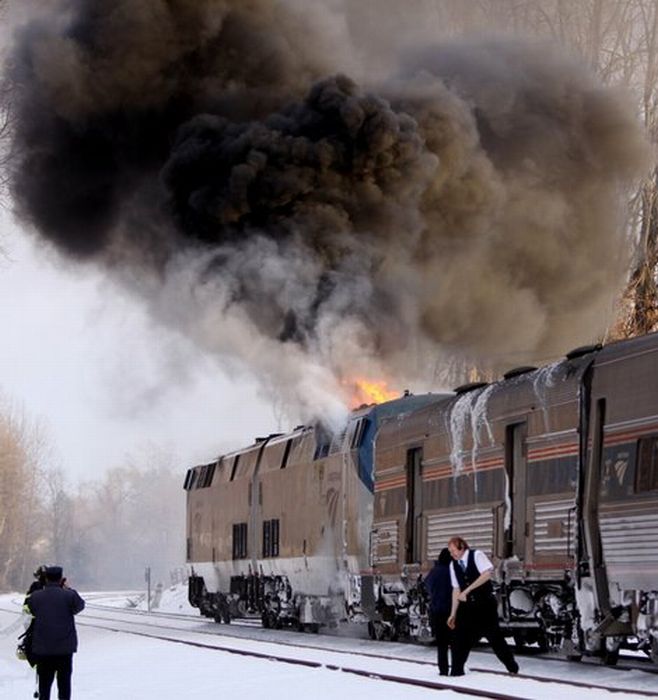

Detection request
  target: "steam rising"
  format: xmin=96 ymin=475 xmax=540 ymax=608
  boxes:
xmin=5 ymin=1 xmax=648 ymax=424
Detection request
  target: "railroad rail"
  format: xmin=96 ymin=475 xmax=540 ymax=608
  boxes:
xmin=5 ymin=597 xmax=656 ymax=698
xmin=77 ymin=617 xmax=649 ymax=700
xmin=84 ymin=600 xmax=658 ymax=676
xmin=81 ymin=602 xmax=658 ymax=698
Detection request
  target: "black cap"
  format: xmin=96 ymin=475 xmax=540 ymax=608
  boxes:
xmin=45 ymin=566 xmax=63 ymax=581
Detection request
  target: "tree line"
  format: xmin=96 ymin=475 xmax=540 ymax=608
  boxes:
xmin=0 ymin=397 xmax=185 ymax=592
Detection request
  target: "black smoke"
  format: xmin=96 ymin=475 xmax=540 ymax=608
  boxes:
xmin=4 ymin=0 xmax=649 ymax=416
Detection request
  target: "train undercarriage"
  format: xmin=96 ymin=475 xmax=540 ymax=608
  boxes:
xmin=188 ymin=573 xmax=337 ymax=632
xmin=189 ymin=569 xmax=658 ymax=666
xmin=359 ymin=572 xmax=658 ymax=665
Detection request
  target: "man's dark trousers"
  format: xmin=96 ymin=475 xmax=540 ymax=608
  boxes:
xmin=451 ymin=597 xmax=517 ymax=674
xmin=36 ymin=654 xmax=72 ymax=700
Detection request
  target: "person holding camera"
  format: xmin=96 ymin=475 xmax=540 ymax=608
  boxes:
xmin=26 ymin=566 xmax=85 ymax=700
xmin=446 ymin=536 xmax=518 ymax=676
xmin=25 ymin=565 xmax=47 ymax=599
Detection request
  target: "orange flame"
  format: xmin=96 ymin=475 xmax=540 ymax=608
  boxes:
xmin=347 ymin=378 xmax=399 ymax=408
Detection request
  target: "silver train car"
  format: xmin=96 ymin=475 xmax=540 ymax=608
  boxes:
xmin=184 ymin=393 xmax=439 ymax=631
xmin=367 ymin=333 xmax=658 ymax=664
xmin=185 ymin=332 xmax=658 ymax=665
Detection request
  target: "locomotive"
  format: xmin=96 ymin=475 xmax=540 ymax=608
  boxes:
xmin=185 ymin=332 xmax=658 ymax=665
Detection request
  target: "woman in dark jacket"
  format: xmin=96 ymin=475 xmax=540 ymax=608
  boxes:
xmin=424 ymin=548 xmax=453 ymax=675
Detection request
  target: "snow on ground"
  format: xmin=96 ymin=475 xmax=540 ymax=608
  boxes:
xmin=1 ymin=591 xmax=655 ymax=699
xmin=0 ymin=592 xmax=459 ymax=700
xmin=91 ymin=583 xmax=197 ymax=615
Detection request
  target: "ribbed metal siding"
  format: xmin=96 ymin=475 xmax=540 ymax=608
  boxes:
xmin=426 ymin=510 xmax=493 ymax=560
xmin=533 ymin=498 xmax=576 ymax=555
xmin=371 ymin=520 xmax=399 ymax=565
xmin=600 ymin=506 xmax=658 ymax=565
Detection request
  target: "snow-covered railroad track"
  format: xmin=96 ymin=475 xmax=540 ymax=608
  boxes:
xmin=6 ymin=595 xmax=657 ymax=697
xmin=86 ymin=600 xmax=658 ymax=681
xmin=73 ymin=605 xmax=656 ymax=699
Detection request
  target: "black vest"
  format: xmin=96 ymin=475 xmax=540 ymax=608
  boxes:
xmin=452 ymin=549 xmax=494 ymax=602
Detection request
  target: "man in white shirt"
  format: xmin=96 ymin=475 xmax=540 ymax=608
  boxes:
xmin=446 ymin=537 xmax=518 ymax=676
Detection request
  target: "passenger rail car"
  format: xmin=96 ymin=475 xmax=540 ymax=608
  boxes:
xmin=185 ymin=332 xmax=658 ymax=665
xmin=367 ymin=333 xmax=658 ymax=665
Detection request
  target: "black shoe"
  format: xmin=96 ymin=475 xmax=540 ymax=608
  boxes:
xmin=507 ymin=662 xmax=519 ymax=674
xmin=450 ymin=671 xmax=465 ymax=676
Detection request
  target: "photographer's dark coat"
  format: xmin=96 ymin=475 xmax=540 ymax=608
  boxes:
xmin=26 ymin=583 xmax=85 ymax=656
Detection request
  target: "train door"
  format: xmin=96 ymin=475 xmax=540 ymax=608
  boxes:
xmin=505 ymin=422 xmax=529 ymax=560
xmin=405 ymin=447 xmax=423 ymax=564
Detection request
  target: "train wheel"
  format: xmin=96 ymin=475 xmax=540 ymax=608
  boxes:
xmin=564 ymin=622 xmax=584 ymax=661
xmin=537 ymin=634 xmax=551 ymax=654
xmin=368 ymin=621 xmax=387 ymax=640
xmin=602 ymin=638 xmax=620 ymax=666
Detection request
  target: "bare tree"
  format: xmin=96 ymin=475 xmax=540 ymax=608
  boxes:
xmin=57 ymin=445 xmax=186 ymax=589
xmin=0 ymin=0 xmax=12 ymax=197
xmin=0 ymin=398 xmax=51 ymax=591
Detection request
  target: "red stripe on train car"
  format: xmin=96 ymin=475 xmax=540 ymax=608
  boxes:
xmin=527 ymin=445 xmax=578 ymax=461
xmin=603 ymin=421 xmax=658 ymax=445
xmin=422 ymin=459 xmax=504 ymax=481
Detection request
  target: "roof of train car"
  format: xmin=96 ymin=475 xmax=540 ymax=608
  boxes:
xmin=188 ymin=333 xmax=658 ymax=474
xmin=374 ymin=347 xmax=599 ymax=445
xmin=212 ymin=425 xmax=312 ymax=463
xmin=191 ymin=392 xmax=451 ymax=468
xmin=353 ymin=392 xmax=453 ymax=490
xmin=592 ymin=328 xmax=658 ymax=364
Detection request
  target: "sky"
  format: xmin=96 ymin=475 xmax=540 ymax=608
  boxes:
xmin=0 ymin=207 xmax=278 ymax=481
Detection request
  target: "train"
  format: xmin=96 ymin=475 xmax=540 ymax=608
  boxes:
xmin=184 ymin=331 xmax=658 ymax=665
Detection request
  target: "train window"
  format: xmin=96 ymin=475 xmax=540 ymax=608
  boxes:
xmin=230 ymin=455 xmax=241 ymax=481
xmin=350 ymin=418 xmax=368 ymax=449
xmin=272 ymin=519 xmax=279 ymax=556
xmin=313 ymin=426 xmax=331 ymax=460
xmin=636 ymin=436 xmax=658 ymax=492
xmin=183 ymin=469 xmax=192 ymax=490
xmin=188 ymin=469 xmax=198 ymax=490
xmin=280 ymin=440 xmax=292 ymax=469
xmin=232 ymin=522 xmax=248 ymax=559
xmin=195 ymin=463 xmax=215 ymax=488
xmin=263 ymin=519 xmax=280 ymax=558
xmin=263 ymin=520 xmax=270 ymax=557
